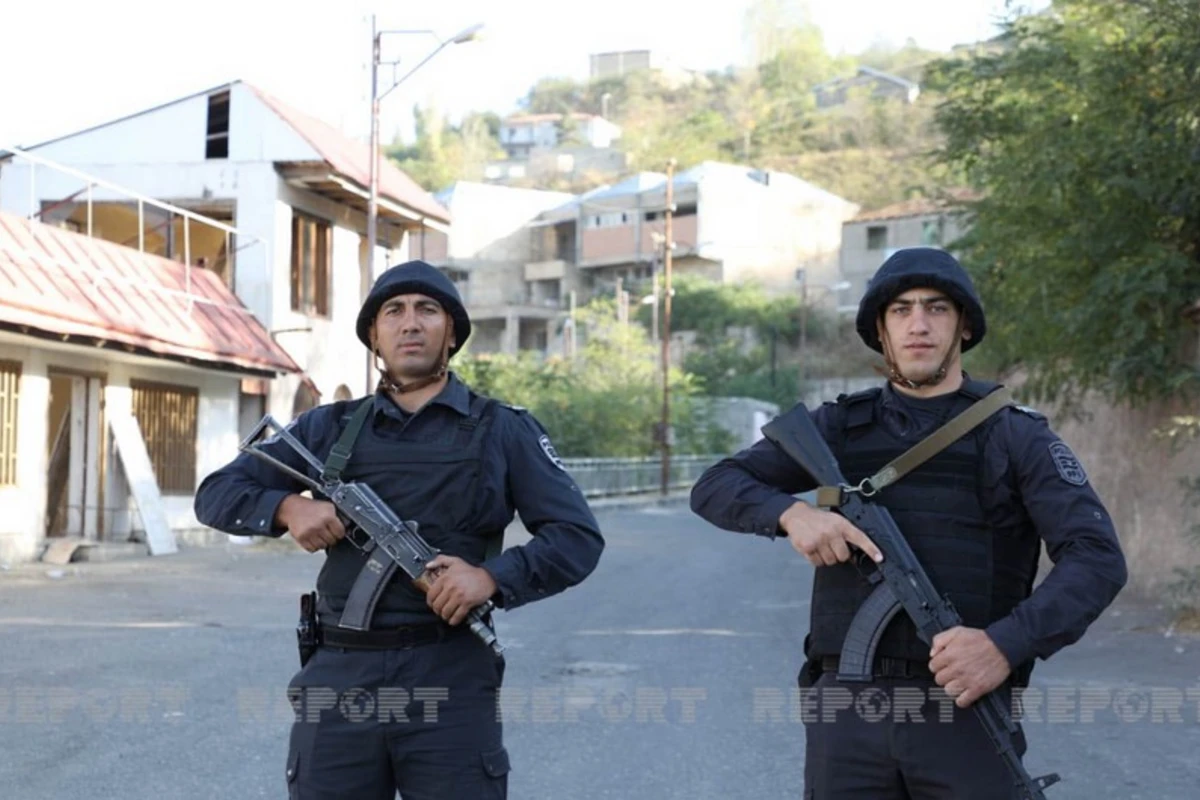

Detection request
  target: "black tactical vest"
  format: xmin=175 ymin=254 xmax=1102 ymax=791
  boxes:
xmin=807 ymin=380 xmax=1041 ymax=663
xmin=314 ymin=394 xmax=501 ymax=627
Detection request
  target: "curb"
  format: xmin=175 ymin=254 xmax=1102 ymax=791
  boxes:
xmin=586 ymin=491 xmax=692 ymax=512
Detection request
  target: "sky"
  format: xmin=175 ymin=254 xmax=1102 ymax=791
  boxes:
xmin=0 ymin=0 xmax=1049 ymax=149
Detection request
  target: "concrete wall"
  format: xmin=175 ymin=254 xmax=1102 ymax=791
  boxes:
xmin=1047 ymin=394 xmax=1200 ymax=601
xmin=695 ymin=171 xmax=857 ymax=292
xmin=702 ymin=396 xmax=781 ymax=452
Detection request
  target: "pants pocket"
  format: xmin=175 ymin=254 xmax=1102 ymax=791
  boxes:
xmin=285 ymin=747 xmax=301 ymax=800
xmin=481 ymin=746 xmax=511 ymax=798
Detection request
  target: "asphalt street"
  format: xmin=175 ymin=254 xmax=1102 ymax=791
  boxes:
xmin=1 ymin=502 xmax=1197 ymax=799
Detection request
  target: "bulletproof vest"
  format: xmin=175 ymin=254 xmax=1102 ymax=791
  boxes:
xmin=314 ymin=394 xmax=500 ymax=627
xmin=808 ymin=380 xmax=1041 ymax=663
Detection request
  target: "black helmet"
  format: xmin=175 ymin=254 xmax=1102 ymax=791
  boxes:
xmin=855 ymin=247 xmax=986 ymax=353
xmin=355 ymin=260 xmax=471 ymax=357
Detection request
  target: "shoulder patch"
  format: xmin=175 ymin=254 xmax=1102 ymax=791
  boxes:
xmin=538 ymin=434 xmax=567 ymax=471
xmin=1048 ymin=441 xmax=1088 ymax=486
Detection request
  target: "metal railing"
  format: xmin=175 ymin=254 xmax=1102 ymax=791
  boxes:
xmin=560 ymin=454 xmax=723 ymax=498
xmin=0 ymin=145 xmax=267 ymax=306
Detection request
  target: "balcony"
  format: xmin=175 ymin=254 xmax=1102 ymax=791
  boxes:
xmin=579 ymin=214 xmax=698 ymax=267
xmin=524 ymin=259 xmax=566 ymax=281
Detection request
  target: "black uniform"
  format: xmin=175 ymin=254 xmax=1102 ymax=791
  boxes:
xmin=690 ymin=248 xmax=1127 ymax=799
xmin=194 ymin=374 xmax=604 ymax=799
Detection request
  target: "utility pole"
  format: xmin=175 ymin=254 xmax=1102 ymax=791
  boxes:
xmin=660 ymin=158 xmax=676 ymax=496
xmin=799 ymin=269 xmax=809 ymax=382
xmin=365 ymin=14 xmax=382 ymax=395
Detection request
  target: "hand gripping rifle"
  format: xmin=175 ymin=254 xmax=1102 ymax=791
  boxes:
xmin=239 ymin=415 xmax=504 ymax=657
xmin=762 ymin=405 xmax=1059 ymax=800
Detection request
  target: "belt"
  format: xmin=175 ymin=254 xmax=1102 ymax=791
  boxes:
xmin=820 ymin=654 xmax=934 ymax=681
xmin=319 ymin=623 xmax=458 ymax=650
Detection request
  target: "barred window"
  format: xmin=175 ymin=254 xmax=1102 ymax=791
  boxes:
xmin=130 ymin=380 xmax=198 ymax=494
xmin=0 ymin=361 xmax=19 ymax=486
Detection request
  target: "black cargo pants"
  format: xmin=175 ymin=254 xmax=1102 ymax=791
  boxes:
xmin=800 ymin=670 xmax=1027 ymax=799
xmin=285 ymin=629 xmax=509 ymax=799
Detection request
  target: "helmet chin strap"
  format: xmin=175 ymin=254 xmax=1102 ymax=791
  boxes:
xmin=375 ymin=323 xmax=453 ymax=395
xmin=877 ymin=316 xmax=964 ymax=390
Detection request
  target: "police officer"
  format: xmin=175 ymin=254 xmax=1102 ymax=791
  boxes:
xmin=689 ymin=248 xmax=1127 ymax=798
xmin=194 ymin=260 xmax=604 ymax=799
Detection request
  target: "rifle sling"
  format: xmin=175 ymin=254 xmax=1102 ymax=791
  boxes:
xmin=318 ymin=398 xmax=399 ymax=631
xmin=815 ymin=387 xmax=1012 ymax=507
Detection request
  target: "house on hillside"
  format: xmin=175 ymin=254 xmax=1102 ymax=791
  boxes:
xmin=815 ymin=66 xmax=921 ymax=109
xmin=839 ymin=191 xmax=977 ymax=311
xmin=498 ymin=113 xmax=622 ymax=160
xmin=421 ymin=182 xmax=576 ymax=355
xmin=0 ymin=80 xmax=449 ymax=424
xmin=526 ymin=161 xmax=860 ymax=304
xmin=0 ymin=211 xmax=301 ymax=565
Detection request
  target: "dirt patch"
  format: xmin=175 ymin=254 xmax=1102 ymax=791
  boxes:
xmin=1173 ymin=607 xmax=1200 ymax=633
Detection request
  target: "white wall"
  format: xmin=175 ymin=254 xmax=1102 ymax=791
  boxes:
xmin=446 ymin=183 xmax=573 ymax=262
xmin=9 ymin=82 xmax=313 ymax=167
xmin=695 ymin=171 xmax=857 ymax=291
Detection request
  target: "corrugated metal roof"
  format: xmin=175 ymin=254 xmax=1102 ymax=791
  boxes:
xmin=249 ymin=84 xmax=450 ymax=225
xmin=0 ymin=211 xmax=302 ymax=376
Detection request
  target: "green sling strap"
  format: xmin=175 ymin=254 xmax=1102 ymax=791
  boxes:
xmin=813 ymin=387 xmax=1013 ymax=508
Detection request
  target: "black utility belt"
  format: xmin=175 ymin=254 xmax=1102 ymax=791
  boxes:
xmin=319 ymin=623 xmax=462 ymax=651
xmin=820 ymin=654 xmax=934 ymax=681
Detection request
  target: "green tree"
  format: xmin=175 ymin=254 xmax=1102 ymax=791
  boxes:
xmin=455 ymin=298 xmax=731 ymax=456
xmin=386 ymin=106 xmax=505 ymax=191
xmin=928 ymin=0 xmax=1200 ymax=405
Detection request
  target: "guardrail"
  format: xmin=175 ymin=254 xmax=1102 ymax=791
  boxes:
xmin=560 ymin=454 xmax=723 ymax=498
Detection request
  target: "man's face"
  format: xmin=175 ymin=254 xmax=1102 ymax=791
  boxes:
xmin=370 ymin=293 xmax=454 ymax=380
xmin=877 ymin=288 xmax=971 ymax=383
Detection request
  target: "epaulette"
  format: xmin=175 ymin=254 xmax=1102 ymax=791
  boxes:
xmin=1011 ymin=404 xmax=1046 ymax=421
xmin=958 ymin=378 xmax=1001 ymax=400
xmin=835 ymin=387 xmax=881 ymax=406
xmin=499 ymin=402 xmax=527 ymax=414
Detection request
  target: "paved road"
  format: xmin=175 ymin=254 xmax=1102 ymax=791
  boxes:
xmin=1 ymin=503 xmax=1197 ymax=799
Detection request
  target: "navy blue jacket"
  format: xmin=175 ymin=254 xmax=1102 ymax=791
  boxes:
xmin=690 ymin=382 xmax=1128 ymax=671
xmin=194 ymin=374 xmax=604 ymax=611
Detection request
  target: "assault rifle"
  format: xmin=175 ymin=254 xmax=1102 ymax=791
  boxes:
xmin=762 ymin=404 xmax=1059 ymax=800
xmin=239 ymin=415 xmax=503 ymax=656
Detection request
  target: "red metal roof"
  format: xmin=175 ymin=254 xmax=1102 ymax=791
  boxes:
xmin=249 ymin=84 xmax=451 ymax=225
xmin=0 ymin=211 xmax=302 ymax=376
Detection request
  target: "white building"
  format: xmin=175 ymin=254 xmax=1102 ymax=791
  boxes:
xmin=0 ymin=210 xmax=300 ymax=565
xmin=421 ymin=181 xmax=577 ymax=354
xmin=529 ymin=161 xmax=861 ymax=301
xmin=0 ymin=80 xmax=451 ymax=425
xmin=498 ymin=113 xmax=622 ymax=160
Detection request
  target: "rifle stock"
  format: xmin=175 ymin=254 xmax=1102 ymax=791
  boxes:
xmin=761 ymin=404 xmax=1060 ymax=800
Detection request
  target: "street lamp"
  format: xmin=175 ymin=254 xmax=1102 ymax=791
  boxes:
xmin=364 ymin=17 xmax=482 ymax=390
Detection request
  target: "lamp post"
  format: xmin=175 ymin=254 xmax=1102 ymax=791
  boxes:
xmin=363 ymin=17 xmax=482 ymax=392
